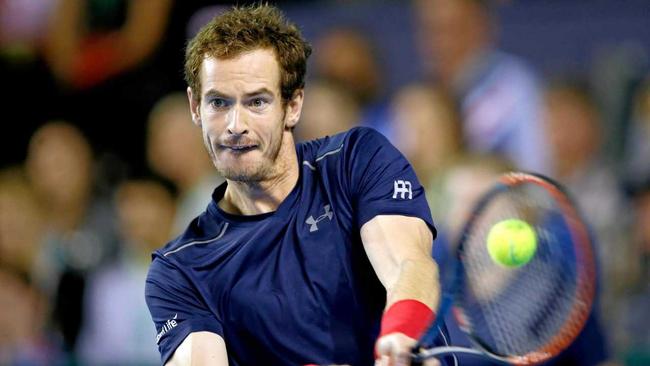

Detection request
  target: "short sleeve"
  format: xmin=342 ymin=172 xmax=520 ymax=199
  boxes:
xmin=145 ymin=256 xmax=223 ymax=365
xmin=345 ymin=128 xmax=436 ymax=237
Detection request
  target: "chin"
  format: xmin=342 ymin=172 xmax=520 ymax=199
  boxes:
xmin=223 ymin=172 xmax=260 ymax=182
xmin=217 ymin=164 xmax=266 ymax=183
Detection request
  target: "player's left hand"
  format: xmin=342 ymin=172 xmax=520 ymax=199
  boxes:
xmin=375 ymin=333 xmax=440 ymax=366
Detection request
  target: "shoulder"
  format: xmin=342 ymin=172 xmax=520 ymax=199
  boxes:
xmin=299 ymin=127 xmax=389 ymax=163
xmin=343 ymin=126 xmax=388 ymax=146
xmin=152 ymin=210 xmax=228 ymax=267
xmin=340 ymin=126 xmax=386 ymax=144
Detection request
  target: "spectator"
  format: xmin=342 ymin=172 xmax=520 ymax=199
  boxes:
xmin=0 ymin=269 xmax=60 ymax=365
xmin=295 ymin=80 xmax=361 ymax=141
xmin=433 ymin=154 xmax=510 ymax=366
xmin=25 ymin=121 xmax=120 ymax=357
xmin=414 ymin=0 xmax=550 ymax=173
xmin=543 ymin=80 xmax=633 ymax=358
xmin=77 ymin=179 xmax=175 ymax=365
xmin=0 ymin=0 xmax=60 ymax=167
xmin=622 ymin=75 xmax=650 ymax=188
xmin=438 ymin=154 xmax=512 ymax=243
xmin=0 ymin=167 xmax=58 ymax=364
xmin=41 ymin=0 xmax=180 ymax=176
xmin=314 ymin=27 xmax=381 ymax=109
xmin=312 ymin=27 xmax=392 ymax=136
xmin=388 ymin=83 xmax=464 ymax=228
xmin=390 ymin=84 xmax=462 ymax=180
xmin=147 ymin=92 xmax=223 ymax=235
xmin=0 ymin=167 xmax=44 ymax=276
xmin=44 ymin=0 xmax=172 ymax=89
xmin=617 ymin=181 xmax=649 ymax=366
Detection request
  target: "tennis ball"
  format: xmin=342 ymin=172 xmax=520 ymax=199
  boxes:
xmin=486 ymin=219 xmax=537 ymax=268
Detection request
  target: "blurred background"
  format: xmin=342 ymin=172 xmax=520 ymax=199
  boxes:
xmin=0 ymin=0 xmax=648 ymax=365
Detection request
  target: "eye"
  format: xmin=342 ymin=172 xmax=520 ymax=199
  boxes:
xmin=209 ymin=98 xmax=229 ymax=109
xmin=249 ymin=97 xmax=269 ymax=109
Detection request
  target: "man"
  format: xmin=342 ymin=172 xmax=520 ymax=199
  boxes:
xmin=414 ymin=0 xmax=550 ymax=174
xmin=145 ymin=5 xmax=443 ymax=366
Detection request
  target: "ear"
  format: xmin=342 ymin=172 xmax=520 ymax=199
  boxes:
xmin=187 ymin=87 xmax=202 ymax=127
xmin=285 ymin=89 xmax=304 ymax=129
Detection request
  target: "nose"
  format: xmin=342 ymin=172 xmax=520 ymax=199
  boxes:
xmin=226 ymin=105 xmax=248 ymax=135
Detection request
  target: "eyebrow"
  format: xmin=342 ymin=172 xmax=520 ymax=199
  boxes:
xmin=204 ymin=87 xmax=275 ymax=99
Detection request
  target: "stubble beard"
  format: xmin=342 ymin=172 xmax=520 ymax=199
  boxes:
xmin=205 ymin=116 xmax=286 ymax=183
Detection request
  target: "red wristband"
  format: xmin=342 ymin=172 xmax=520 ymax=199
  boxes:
xmin=379 ymin=299 xmax=435 ymax=340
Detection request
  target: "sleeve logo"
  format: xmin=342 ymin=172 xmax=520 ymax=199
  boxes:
xmin=156 ymin=313 xmax=178 ymax=344
xmin=392 ymin=180 xmax=413 ymax=200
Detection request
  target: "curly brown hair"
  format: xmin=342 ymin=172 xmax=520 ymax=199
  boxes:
xmin=184 ymin=4 xmax=312 ymax=104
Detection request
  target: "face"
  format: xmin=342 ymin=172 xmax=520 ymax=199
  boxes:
xmin=117 ymin=181 xmax=175 ymax=252
xmin=147 ymin=102 xmax=206 ymax=183
xmin=416 ymin=0 xmax=489 ymax=82
xmin=298 ymin=82 xmax=359 ymax=141
xmin=188 ymin=48 xmax=302 ymax=182
xmin=391 ymin=85 xmax=460 ymax=175
xmin=543 ymin=91 xmax=600 ymax=172
xmin=26 ymin=124 xmax=92 ymax=205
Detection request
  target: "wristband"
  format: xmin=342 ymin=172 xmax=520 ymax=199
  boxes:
xmin=379 ymin=299 xmax=435 ymax=340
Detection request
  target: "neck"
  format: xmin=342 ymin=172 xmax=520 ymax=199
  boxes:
xmin=447 ymin=45 xmax=490 ymax=91
xmin=219 ymin=133 xmax=299 ymax=215
xmin=47 ymin=198 xmax=87 ymax=232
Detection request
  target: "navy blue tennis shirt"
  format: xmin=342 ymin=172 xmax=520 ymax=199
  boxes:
xmin=145 ymin=127 xmax=442 ymax=365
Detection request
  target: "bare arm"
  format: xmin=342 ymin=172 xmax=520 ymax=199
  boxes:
xmin=165 ymin=332 xmax=229 ymax=366
xmin=361 ymin=215 xmax=440 ymax=365
xmin=45 ymin=0 xmax=171 ymax=86
xmin=361 ymin=215 xmax=439 ymax=310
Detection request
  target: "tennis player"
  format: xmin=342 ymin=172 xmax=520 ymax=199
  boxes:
xmin=145 ymin=5 xmax=446 ymax=366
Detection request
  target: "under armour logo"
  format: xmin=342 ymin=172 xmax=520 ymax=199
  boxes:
xmin=306 ymin=205 xmax=333 ymax=232
xmin=392 ymin=180 xmax=413 ymax=199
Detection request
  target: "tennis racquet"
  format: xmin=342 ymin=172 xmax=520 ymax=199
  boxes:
xmin=412 ymin=172 xmax=596 ymax=365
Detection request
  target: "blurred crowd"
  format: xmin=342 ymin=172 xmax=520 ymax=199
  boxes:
xmin=1 ymin=0 xmax=648 ymax=365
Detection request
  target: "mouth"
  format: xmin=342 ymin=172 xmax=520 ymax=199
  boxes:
xmin=219 ymin=144 xmax=258 ymax=153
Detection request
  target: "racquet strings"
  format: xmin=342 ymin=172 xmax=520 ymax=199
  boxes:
xmin=457 ymin=181 xmax=586 ymax=360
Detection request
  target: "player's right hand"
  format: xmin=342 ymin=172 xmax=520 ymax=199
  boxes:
xmin=375 ymin=333 xmax=440 ymax=366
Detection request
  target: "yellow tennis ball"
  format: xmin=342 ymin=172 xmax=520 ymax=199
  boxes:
xmin=486 ymin=219 xmax=537 ymax=268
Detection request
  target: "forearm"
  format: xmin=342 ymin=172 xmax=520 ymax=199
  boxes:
xmin=360 ymin=215 xmax=441 ymax=335
xmin=385 ymin=257 xmax=439 ymax=311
